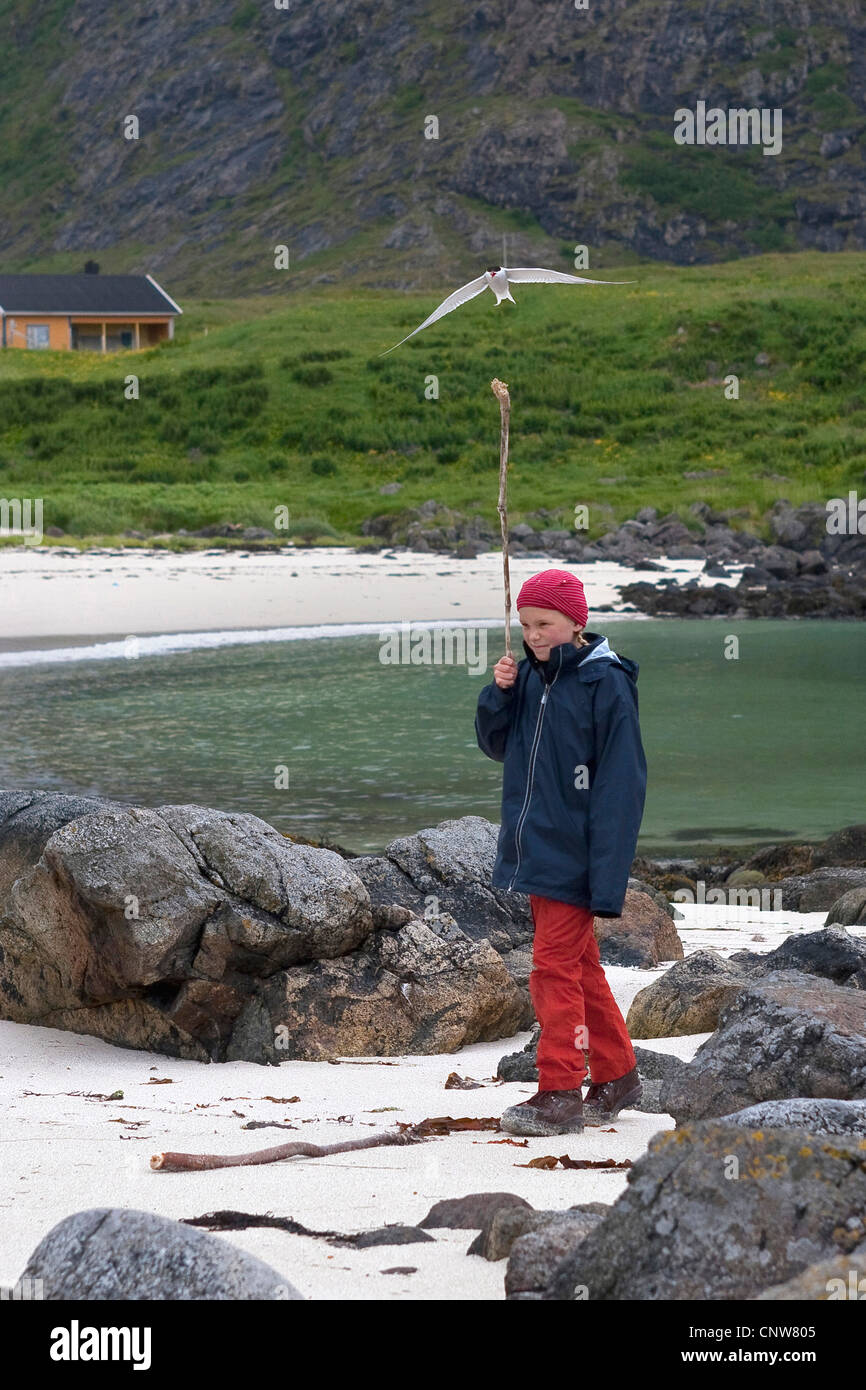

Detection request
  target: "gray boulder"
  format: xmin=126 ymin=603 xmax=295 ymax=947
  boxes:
xmin=505 ymin=1211 xmax=610 ymax=1298
xmin=542 ymin=1120 xmax=866 ymax=1300
xmin=20 ymin=1208 xmax=302 ymax=1300
xmin=769 ymin=501 xmax=828 ymax=553
xmin=497 ymin=1023 xmax=542 ymax=1081
xmin=660 ymin=971 xmax=866 ymax=1124
xmin=0 ymin=804 xmax=374 ymax=1061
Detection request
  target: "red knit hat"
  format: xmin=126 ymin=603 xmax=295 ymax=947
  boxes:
xmin=516 ymin=568 xmax=589 ymax=628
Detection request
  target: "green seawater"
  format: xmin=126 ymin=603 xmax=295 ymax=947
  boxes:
xmin=0 ymin=620 xmax=862 ymax=856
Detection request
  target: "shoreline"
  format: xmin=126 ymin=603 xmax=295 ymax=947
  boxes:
xmin=0 ymin=544 xmax=742 ymax=648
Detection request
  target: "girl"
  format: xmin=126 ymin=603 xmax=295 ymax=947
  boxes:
xmin=475 ymin=568 xmax=647 ymax=1137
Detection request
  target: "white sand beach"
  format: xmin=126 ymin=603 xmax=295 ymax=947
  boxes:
xmin=0 ymin=544 xmax=742 ymax=649
xmin=2 ymin=903 xmax=850 ymax=1302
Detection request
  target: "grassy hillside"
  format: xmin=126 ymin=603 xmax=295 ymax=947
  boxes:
xmin=1 ymin=252 xmax=865 ymax=544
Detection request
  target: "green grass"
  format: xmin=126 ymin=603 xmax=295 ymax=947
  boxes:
xmin=1 ymin=251 xmax=865 ymax=543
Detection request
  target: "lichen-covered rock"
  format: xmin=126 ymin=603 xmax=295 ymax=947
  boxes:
xmin=544 ymin=1121 xmax=866 ymax=1301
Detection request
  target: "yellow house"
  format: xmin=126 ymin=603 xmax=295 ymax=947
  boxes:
xmin=0 ymin=266 xmax=182 ymax=351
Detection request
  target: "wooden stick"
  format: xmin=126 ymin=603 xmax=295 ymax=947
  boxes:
xmin=151 ymin=1125 xmax=427 ymax=1173
xmin=490 ymin=378 xmax=513 ymax=658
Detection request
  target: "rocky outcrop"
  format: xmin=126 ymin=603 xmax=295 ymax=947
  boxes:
xmin=7 ymin=5 xmax=864 ymax=291
xmin=535 ymin=1120 xmax=866 ymax=1301
xmin=360 ymin=500 xmax=866 ymax=615
xmin=0 ymin=794 xmax=529 ymax=1062
xmin=18 ymin=1208 xmax=302 ymax=1300
xmin=660 ymin=971 xmax=866 ymax=1124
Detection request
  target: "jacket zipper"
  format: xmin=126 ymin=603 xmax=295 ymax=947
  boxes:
xmin=507 ymin=658 xmax=560 ymax=891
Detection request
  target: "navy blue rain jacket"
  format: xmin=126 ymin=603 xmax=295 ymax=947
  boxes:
xmin=475 ymin=631 xmax=647 ymax=916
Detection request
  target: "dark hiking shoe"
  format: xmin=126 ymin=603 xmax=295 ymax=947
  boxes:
xmin=500 ymin=1088 xmax=585 ymax=1137
xmin=582 ymin=1067 xmax=642 ymax=1125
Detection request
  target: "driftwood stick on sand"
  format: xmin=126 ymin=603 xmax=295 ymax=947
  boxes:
xmin=151 ymin=1126 xmax=428 ymax=1173
xmin=491 ymin=378 xmax=513 ymax=659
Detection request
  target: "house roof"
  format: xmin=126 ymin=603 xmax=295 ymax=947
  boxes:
xmin=0 ymin=273 xmax=182 ymax=315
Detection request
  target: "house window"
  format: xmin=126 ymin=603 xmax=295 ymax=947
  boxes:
xmin=26 ymin=324 xmax=50 ymax=349
xmin=105 ymin=323 xmax=136 ymax=351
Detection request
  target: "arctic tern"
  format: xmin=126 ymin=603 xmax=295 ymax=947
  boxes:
xmin=380 ymin=265 xmax=634 ymax=355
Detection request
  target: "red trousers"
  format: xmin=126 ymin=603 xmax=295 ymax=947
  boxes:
xmin=528 ymin=894 xmax=637 ymax=1092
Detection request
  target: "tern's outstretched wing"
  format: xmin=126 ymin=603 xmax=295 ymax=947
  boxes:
xmin=505 ymin=267 xmax=636 ymax=285
xmin=379 ymin=274 xmax=490 ymax=355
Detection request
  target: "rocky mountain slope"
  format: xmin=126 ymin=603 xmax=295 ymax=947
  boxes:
xmin=0 ymin=0 xmax=864 ymax=294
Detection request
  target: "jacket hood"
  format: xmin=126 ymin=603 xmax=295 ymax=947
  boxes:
xmin=522 ymin=630 xmax=639 ymax=684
